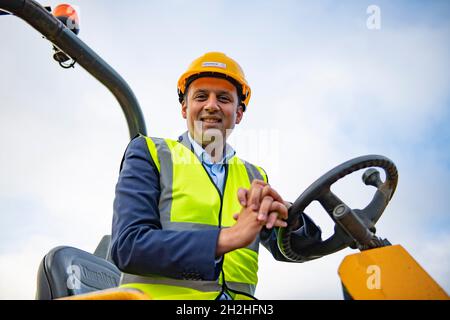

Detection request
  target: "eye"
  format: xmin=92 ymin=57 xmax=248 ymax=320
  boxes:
xmin=218 ymin=95 xmax=231 ymax=103
xmin=194 ymin=94 xmax=207 ymax=101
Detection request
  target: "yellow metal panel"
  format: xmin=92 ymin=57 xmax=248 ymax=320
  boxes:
xmin=338 ymin=244 xmax=449 ymax=300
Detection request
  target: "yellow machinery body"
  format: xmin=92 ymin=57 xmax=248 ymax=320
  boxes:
xmin=338 ymin=244 xmax=449 ymax=300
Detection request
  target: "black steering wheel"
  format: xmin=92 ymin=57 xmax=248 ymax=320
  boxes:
xmin=277 ymin=155 xmax=398 ymax=262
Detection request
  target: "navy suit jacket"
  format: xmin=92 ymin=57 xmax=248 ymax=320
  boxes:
xmin=111 ymin=135 xmax=322 ymax=281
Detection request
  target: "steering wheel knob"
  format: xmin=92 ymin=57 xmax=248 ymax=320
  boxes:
xmin=362 ymin=168 xmax=382 ymax=188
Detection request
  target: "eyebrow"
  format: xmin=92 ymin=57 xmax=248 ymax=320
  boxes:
xmin=192 ymin=89 xmax=234 ymax=96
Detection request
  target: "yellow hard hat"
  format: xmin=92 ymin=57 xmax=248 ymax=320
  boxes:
xmin=177 ymin=52 xmax=251 ymax=110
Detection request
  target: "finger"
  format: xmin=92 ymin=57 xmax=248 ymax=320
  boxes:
xmin=269 ymin=201 xmax=289 ymax=220
xmin=272 ymin=218 xmax=288 ymax=228
xmin=237 ymin=188 xmax=248 ymax=207
xmin=251 ymin=179 xmax=267 ymax=188
xmin=265 ymin=211 xmax=288 ymax=229
xmin=248 ymin=184 xmax=263 ymax=211
xmin=258 ymin=196 xmax=274 ymax=222
xmin=261 ymin=185 xmax=284 ymax=204
xmin=266 ymin=212 xmax=278 ymax=229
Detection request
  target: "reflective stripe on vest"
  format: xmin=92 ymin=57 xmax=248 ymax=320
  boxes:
xmin=121 ymin=132 xmax=267 ymax=298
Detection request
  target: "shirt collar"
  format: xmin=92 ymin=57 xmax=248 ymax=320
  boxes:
xmin=187 ymin=132 xmax=235 ymax=165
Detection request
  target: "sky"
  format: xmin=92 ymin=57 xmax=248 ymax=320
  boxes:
xmin=0 ymin=0 xmax=449 ymax=299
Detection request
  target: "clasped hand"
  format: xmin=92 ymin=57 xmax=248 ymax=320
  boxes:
xmin=236 ymin=179 xmax=289 ymax=229
xmin=216 ymin=180 xmax=289 ymax=256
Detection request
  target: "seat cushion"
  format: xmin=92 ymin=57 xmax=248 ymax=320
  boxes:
xmin=36 ymin=246 xmax=121 ymax=300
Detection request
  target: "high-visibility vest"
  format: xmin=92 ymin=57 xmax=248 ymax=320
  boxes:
xmin=120 ymin=132 xmax=267 ymax=300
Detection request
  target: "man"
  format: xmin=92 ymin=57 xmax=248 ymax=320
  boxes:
xmin=111 ymin=52 xmax=322 ymax=300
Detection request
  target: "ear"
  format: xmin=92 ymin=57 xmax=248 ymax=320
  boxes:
xmin=235 ymin=105 xmax=244 ymax=124
xmin=181 ymin=100 xmax=187 ymax=119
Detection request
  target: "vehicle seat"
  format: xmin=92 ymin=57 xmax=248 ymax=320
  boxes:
xmin=93 ymin=234 xmax=114 ymax=262
xmin=36 ymin=245 xmax=121 ymax=300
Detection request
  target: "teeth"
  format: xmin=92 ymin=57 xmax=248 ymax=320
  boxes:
xmin=203 ymin=119 xmax=219 ymax=123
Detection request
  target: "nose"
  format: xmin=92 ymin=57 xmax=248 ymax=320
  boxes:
xmin=204 ymin=94 xmax=220 ymax=112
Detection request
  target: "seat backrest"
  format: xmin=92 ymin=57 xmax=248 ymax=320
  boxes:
xmin=93 ymin=234 xmax=113 ymax=262
xmin=36 ymin=246 xmax=121 ymax=300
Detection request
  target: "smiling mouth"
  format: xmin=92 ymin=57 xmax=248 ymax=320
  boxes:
xmin=200 ymin=117 xmax=222 ymax=123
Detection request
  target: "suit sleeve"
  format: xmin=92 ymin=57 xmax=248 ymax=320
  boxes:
xmin=110 ymin=136 xmax=221 ymax=280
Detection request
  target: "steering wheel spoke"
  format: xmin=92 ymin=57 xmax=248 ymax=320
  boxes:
xmin=361 ymin=188 xmax=390 ymax=224
xmin=317 ymin=189 xmax=346 ymax=220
